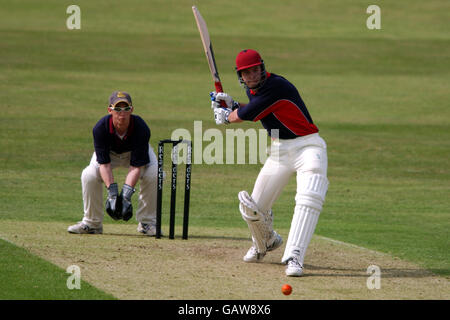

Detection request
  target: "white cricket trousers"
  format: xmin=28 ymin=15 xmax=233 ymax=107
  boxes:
xmin=251 ymin=133 xmax=329 ymax=264
xmin=81 ymin=145 xmax=158 ymax=228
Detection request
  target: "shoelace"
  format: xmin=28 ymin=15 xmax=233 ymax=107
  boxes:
xmin=288 ymin=257 xmax=302 ymax=268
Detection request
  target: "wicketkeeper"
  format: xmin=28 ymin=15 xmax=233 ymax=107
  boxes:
xmin=210 ymin=50 xmax=329 ymax=276
xmin=68 ymin=91 xmax=159 ymax=236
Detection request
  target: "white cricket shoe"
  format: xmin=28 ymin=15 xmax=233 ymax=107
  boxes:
xmin=137 ymin=223 xmax=161 ymax=236
xmin=285 ymin=257 xmax=304 ymax=277
xmin=243 ymin=245 xmax=266 ymax=263
xmin=267 ymin=231 xmax=283 ymax=251
xmin=67 ymin=222 xmax=103 ymax=234
xmin=243 ymin=231 xmax=283 ymax=263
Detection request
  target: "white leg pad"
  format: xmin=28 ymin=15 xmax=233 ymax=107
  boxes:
xmin=296 ymin=173 xmax=329 ymax=211
xmin=282 ymin=174 xmax=329 ymax=264
xmin=281 ymin=205 xmax=320 ymax=264
xmin=238 ymin=191 xmax=273 ymax=255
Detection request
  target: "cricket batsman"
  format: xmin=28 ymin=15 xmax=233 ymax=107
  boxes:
xmin=68 ymin=91 xmax=159 ymax=236
xmin=211 ymin=49 xmax=329 ymax=276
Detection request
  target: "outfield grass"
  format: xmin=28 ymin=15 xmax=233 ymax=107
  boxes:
xmin=0 ymin=0 xmax=449 ymax=298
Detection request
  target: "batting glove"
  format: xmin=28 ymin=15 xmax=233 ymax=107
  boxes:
xmin=210 ymin=92 xmax=240 ymax=110
xmin=105 ymin=183 xmax=122 ymax=220
xmin=214 ymin=107 xmax=231 ymax=125
xmin=120 ymin=184 xmax=135 ymax=221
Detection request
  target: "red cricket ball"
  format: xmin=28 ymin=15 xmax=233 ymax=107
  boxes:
xmin=281 ymin=284 xmax=292 ymax=295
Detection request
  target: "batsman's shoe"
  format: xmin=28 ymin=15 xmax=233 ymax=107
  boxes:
xmin=285 ymin=257 xmax=304 ymax=277
xmin=243 ymin=232 xmax=283 ymax=263
xmin=67 ymin=222 xmax=103 ymax=234
xmin=243 ymin=245 xmax=266 ymax=263
xmin=137 ymin=223 xmax=161 ymax=237
xmin=267 ymin=231 xmax=283 ymax=252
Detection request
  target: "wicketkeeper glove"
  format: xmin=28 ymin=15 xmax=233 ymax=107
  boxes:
xmin=120 ymin=184 xmax=135 ymax=221
xmin=105 ymin=183 xmax=122 ymax=220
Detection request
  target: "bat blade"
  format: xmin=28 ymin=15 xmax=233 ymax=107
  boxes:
xmin=192 ymin=6 xmax=224 ymax=93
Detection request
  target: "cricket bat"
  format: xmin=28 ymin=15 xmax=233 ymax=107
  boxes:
xmin=192 ymin=6 xmax=227 ymax=108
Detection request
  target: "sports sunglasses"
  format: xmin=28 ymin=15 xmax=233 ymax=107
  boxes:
xmin=110 ymin=105 xmax=132 ymax=112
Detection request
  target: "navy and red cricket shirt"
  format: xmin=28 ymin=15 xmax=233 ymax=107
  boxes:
xmin=237 ymin=73 xmax=318 ymax=139
xmin=92 ymin=115 xmax=150 ymax=167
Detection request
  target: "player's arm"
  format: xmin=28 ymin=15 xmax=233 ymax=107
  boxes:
xmin=118 ymin=165 xmax=141 ymax=221
xmin=227 ymin=108 xmax=244 ymax=123
xmin=120 ymin=123 xmax=150 ymax=221
xmin=120 ymin=165 xmax=144 ymax=222
xmin=94 ymin=127 xmax=114 ymax=188
xmin=125 ymin=165 xmax=142 ymax=188
xmin=93 ymin=124 xmax=123 ymax=219
xmin=99 ymin=163 xmax=122 ymax=220
xmin=99 ymin=163 xmax=114 ymax=187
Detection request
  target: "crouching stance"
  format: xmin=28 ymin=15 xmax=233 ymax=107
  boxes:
xmin=68 ymin=91 xmax=159 ymax=236
xmin=211 ymin=49 xmax=329 ymax=276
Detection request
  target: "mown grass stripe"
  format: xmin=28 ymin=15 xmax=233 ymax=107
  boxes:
xmin=0 ymin=238 xmax=116 ymax=300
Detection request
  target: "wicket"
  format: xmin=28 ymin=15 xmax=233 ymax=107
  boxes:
xmin=156 ymin=139 xmax=192 ymax=239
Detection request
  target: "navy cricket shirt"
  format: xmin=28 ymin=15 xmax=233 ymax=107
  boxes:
xmin=92 ymin=115 xmax=150 ymax=167
xmin=237 ymin=73 xmax=318 ymax=139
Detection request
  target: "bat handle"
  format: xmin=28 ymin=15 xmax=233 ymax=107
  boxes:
xmin=214 ymin=81 xmax=223 ymax=93
xmin=214 ymin=82 xmax=228 ymax=109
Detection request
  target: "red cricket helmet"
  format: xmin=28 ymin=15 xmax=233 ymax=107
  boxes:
xmin=235 ymin=49 xmax=267 ymax=90
xmin=235 ymin=49 xmax=263 ymax=71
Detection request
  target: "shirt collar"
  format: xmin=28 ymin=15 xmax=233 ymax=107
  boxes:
xmin=108 ymin=115 xmax=135 ymax=140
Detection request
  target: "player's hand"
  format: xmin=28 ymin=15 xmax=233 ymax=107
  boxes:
xmin=214 ymin=107 xmax=231 ymax=125
xmin=120 ymin=184 xmax=135 ymax=221
xmin=105 ymin=183 xmax=122 ymax=220
xmin=210 ymin=92 xmax=239 ymax=110
xmin=215 ymin=92 xmax=234 ymax=108
xmin=210 ymin=91 xmax=220 ymax=109
xmin=209 ymin=91 xmax=239 ymax=110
